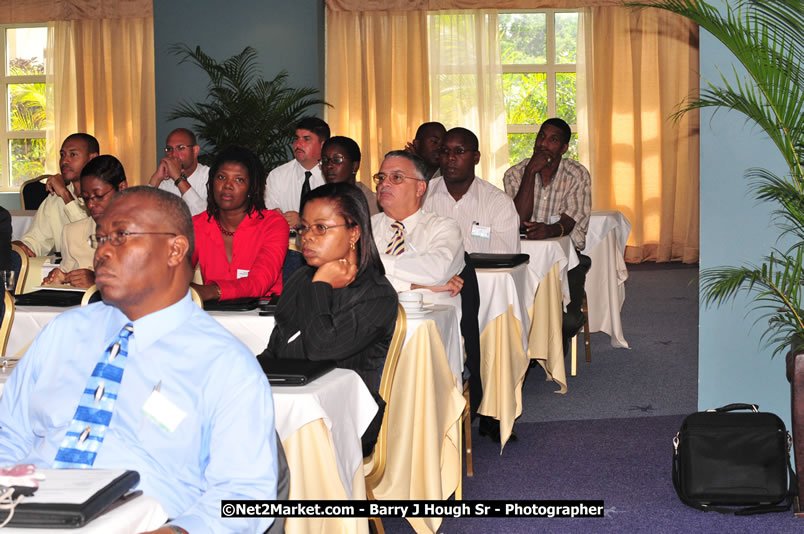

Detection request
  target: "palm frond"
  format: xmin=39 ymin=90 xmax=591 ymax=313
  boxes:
xmin=167 ymin=44 xmax=329 ymax=171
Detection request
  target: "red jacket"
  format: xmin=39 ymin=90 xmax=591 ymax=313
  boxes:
xmin=192 ymin=210 xmax=289 ymax=299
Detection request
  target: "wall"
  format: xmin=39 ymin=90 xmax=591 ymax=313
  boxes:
xmin=152 ymin=0 xmax=325 ymax=167
xmin=697 ymin=13 xmax=791 ymax=426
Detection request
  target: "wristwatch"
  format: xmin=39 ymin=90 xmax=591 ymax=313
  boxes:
xmin=173 ymin=173 xmax=188 ymax=187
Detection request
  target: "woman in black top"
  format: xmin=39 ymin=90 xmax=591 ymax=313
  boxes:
xmin=257 ymin=182 xmax=397 ymax=456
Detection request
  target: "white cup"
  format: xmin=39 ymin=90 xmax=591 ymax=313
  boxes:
xmin=398 ymin=291 xmax=423 ymax=311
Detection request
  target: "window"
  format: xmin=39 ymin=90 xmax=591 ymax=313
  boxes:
xmin=0 ymin=25 xmax=48 ymax=191
xmin=500 ymin=11 xmax=579 ymax=166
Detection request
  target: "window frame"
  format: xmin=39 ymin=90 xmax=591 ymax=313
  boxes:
xmin=500 ymin=10 xmax=579 ymax=153
xmin=0 ymin=23 xmax=48 ymax=192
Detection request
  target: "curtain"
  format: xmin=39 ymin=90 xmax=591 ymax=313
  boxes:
xmin=589 ymin=7 xmax=699 ymax=263
xmin=48 ymin=18 xmax=156 ymax=186
xmin=575 ymin=8 xmax=593 ymax=177
xmin=428 ymin=11 xmax=509 ymax=188
xmin=325 ymin=10 xmax=430 ymax=187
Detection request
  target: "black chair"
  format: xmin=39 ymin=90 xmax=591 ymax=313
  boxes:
xmin=282 ymin=249 xmax=305 ymax=287
xmin=20 ymin=176 xmax=48 ymax=211
xmin=563 ymin=253 xmax=592 ymax=370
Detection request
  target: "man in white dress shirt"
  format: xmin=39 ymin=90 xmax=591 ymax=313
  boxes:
xmin=149 ymin=128 xmax=210 ymax=216
xmin=423 ymin=127 xmax=520 ymax=254
xmin=264 ymin=117 xmax=329 ymax=228
xmin=371 ymin=150 xmax=485 ymax=425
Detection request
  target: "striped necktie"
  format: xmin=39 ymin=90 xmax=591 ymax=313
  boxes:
xmin=52 ymin=323 xmax=134 ymax=468
xmin=385 ymin=221 xmax=406 ymax=256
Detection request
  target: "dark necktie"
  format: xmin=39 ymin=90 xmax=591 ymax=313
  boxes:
xmin=52 ymin=323 xmax=134 ymax=468
xmin=300 ymin=171 xmax=312 ymax=210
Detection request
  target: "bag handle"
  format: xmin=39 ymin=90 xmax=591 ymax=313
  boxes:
xmin=706 ymin=403 xmax=758 ymax=413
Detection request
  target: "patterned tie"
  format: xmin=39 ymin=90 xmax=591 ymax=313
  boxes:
xmin=299 ymin=170 xmax=312 ymax=210
xmin=385 ymin=221 xmax=406 ymax=256
xmin=52 ymin=323 xmax=134 ymax=469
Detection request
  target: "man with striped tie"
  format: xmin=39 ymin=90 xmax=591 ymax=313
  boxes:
xmin=0 ymin=187 xmax=277 ymax=534
xmin=370 ymin=151 xmax=487 ymax=427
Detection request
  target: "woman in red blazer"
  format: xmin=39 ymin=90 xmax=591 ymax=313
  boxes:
xmin=191 ymin=146 xmax=289 ymax=301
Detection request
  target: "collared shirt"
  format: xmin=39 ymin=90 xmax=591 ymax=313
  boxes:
xmin=192 ymin=209 xmax=289 ymax=298
xmin=423 ymin=176 xmax=521 ymax=254
xmin=264 ymin=159 xmax=324 ymax=213
xmin=503 ymin=158 xmax=591 ymax=250
xmin=20 ymin=182 xmax=88 ymax=256
xmin=157 ymin=163 xmax=210 ymax=216
xmin=371 ymin=209 xmax=465 ymax=292
xmin=58 ymin=217 xmax=96 ymax=273
xmin=0 ymin=293 xmax=277 ymax=534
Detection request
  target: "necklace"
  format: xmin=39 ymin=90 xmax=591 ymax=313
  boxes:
xmin=216 ymin=219 xmax=236 ymax=237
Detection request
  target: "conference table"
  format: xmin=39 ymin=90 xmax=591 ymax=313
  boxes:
xmin=475 ymin=237 xmax=576 ymax=448
xmin=6 ymin=301 xmax=464 ymax=534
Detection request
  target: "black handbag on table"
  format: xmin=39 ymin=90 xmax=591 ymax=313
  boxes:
xmin=672 ymin=403 xmax=797 ymax=515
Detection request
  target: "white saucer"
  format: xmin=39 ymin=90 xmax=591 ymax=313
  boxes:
xmin=404 ymin=308 xmax=433 ymax=318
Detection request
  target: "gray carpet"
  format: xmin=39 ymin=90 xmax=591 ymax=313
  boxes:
xmin=520 ymin=263 xmax=699 ymax=422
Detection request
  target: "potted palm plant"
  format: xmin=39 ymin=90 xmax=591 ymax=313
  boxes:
xmin=167 ymin=44 xmax=328 ymax=171
xmin=634 ymin=0 xmax=803 ymax=509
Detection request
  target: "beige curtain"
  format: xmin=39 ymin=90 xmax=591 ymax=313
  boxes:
xmin=590 ymin=7 xmax=699 ymax=263
xmin=48 ymin=18 xmax=156 ymax=186
xmin=428 ymin=11 xmax=509 ymax=188
xmin=325 ymin=10 xmax=430 ymax=186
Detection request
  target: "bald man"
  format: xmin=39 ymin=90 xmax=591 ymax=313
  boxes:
xmin=0 ymin=187 xmax=278 ymax=534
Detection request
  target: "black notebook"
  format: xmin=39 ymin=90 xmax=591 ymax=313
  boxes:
xmin=468 ymin=253 xmax=530 ymax=269
xmin=14 ymin=289 xmax=85 ymax=307
xmin=0 ymin=469 xmax=140 ymax=528
xmin=262 ymin=359 xmax=336 ymax=386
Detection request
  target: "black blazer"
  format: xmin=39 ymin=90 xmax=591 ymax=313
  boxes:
xmin=257 ymin=263 xmax=398 ymax=394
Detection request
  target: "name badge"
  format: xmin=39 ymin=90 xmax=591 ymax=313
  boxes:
xmin=142 ymin=389 xmax=187 ymax=433
xmin=471 ymin=224 xmax=491 ymax=239
xmin=237 ymin=269 xmax=249 ymax=279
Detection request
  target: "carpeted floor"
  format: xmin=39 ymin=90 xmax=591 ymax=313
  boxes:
xmin=520 ymin=262 xmax=699 ymax=422
xmin=382 ymin=263 xmax=803 ymax=533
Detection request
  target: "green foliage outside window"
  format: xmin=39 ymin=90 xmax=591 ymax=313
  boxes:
xmin=7 ymin=57 xmax=47 ymax=187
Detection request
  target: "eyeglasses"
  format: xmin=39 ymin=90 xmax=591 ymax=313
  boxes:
xmin=439 ymin=146 xmax=473 ymax=157
xmin=89 ymin=231 xmax=178 ymax=249
xmin=164 ymin=144 xmax=194 ymax=154
xmin=81 ymin=188 xmax=115 ymax=204
xmin=319 ymin=156 xmax=345 ymax=167
xmin=372 ymin=173 xmax=421 ymax=185
xmin=294 ymin=223 xmax=354 ymax=237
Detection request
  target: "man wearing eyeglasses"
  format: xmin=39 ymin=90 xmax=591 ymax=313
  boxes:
xmin=371 ymin=151 xmax=490 ymax=424
xmin=149 ymin=128 xmax=209 ymax=216
xmin=423 ymin=127 xmax=521 ymax=254
xmin=13 ymin=133 xmax=98 ymax=257
xmin=0 ymin=186 xmax=279 ymax=533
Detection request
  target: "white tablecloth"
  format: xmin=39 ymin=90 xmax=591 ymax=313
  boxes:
xmin=10 ymin=210 xmax=35 ymax=242
xmin=272 ymin=368 xmax=377 ymax=499
xmin=476 ymin=263 xmax=532 ymax=353
xmin=519 ymin=236 xmax=577 ymax=308
xmin=583 ymin=211 xmax=630 ymax=348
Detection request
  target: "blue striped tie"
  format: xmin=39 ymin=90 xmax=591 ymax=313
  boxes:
xmin=386 ymin=221 xmax=406 ymax=256
xmin=52 ymin=323 xmax=134 ymax=468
